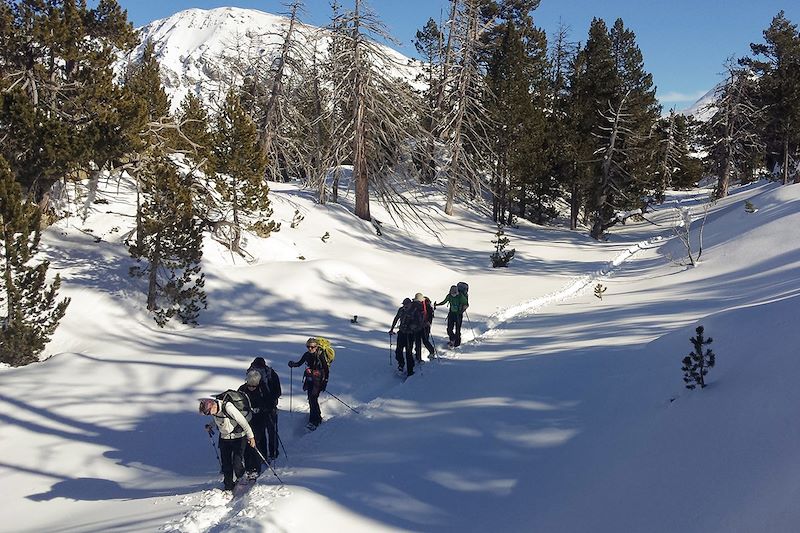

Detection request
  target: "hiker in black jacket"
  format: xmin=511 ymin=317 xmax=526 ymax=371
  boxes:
xmin=248 ymin=357 xmax=282 ymax=460
xmin=238 ymin=371 xmax=270 ymax=475
xmin=389 ymin=298 xmax=417 ymax=376
xmin=288 ymin=338 xmax=329 ymax=430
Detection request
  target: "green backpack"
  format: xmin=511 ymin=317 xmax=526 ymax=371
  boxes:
xmin=315 ymin=337 xmax=336 ymax=366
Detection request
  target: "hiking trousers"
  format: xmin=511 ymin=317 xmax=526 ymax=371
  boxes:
xmin=414 ymin=328 xmax=435 ymax=360
xmin=219 ymin=436 xmax=247 ymax=489
xmin=447 ymin=311 xmax=464 ymax=346
xmin=395 ymin=331 xmax=415 ymax=373
xmin=307 ymin=390 xmax=322 ymax=426
xmin=265 ymin=407 xmax=279 ymax=458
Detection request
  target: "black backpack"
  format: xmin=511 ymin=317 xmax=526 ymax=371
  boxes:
xmin=402 ymin=301 xmax=425 ymax=333
xmin=457 ymin=282 xmax=469 ymax=299
xmin=215 ymin=389 xmax=252 ymax=418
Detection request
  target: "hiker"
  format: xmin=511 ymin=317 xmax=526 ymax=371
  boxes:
xmin=389 ymin=297 xmax=416 ymax=376
xmin=288 ymin=338 xmax=330 ymax=430
xmin=412 ymin=292 xmax=435 ymax=361
xmin=238 ymin=370 xmax=269 ymax=475
xmin=248 ymin=357 xmax=282 ymax=460
xmin=435 ymin=285 xmax=469 ymax=347
xmin=198 ymin=394 xmax=256 ymax=491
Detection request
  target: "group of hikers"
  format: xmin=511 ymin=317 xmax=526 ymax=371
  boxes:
xmin=389 ymin=282 xmax=469 ymax=377
xmin=198 ymin=339 xmax=332 ymax=491
xmin=197 ymin=283 xmax=469 ymax=491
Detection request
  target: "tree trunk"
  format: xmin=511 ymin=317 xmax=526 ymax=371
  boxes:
xmin=147 ymin=232 xmax=161 ymax=311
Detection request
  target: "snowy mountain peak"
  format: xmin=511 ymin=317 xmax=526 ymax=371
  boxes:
xmin=128 ymin=7 xmax=419 ymax=112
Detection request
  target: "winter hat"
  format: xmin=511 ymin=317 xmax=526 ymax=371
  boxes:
xmin=402 ymin=297 xmax=412 ymax=305
xmin=246 ymin=369 xmax=262 ymax=386
xmin=251 ymin=357 xmax=267 ymax=369
xmin=414 ymin=292 xmax=424 ymax=302
xmin=198 ymin=398 xmax=216 ymax=415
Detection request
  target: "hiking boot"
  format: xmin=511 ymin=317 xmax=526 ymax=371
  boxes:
xmin=407 ymin=370 xmax=414 ymax=377
xmin=397 ymin=364 xmax=404 ymax=372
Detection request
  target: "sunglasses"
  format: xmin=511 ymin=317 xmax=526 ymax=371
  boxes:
xmin=307 ymin=344 xmax=318 ymax=349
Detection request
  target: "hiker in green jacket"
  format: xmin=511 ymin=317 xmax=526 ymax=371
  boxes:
xmin=435 ymin=285 xmax=468 ymax=347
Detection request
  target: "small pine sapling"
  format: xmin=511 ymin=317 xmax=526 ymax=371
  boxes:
xmin=490 ymin=226 xmax=516 ymax=267
xmin=321 ymin=231 xmax=330 ymax=243
xmin=744 ymin=200 xmax=757 ymax=213
xmin=290 ymin=209 xmax=304 ymax=228
xmin=681 ymin=325 xmax=716 ymax=389
xmin=594 ymin=283 xmax=607 ymax=299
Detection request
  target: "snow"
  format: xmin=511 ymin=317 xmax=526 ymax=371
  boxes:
xmin=2 ymin=174 xmax=800 ymax=532
xmin=129 ymin=7 xmax=423 ymax=113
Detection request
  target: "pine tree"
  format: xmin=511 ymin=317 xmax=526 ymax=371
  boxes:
xmin=129 ymin=156 xmax=206 ymax=327
xmin=212 ymin=89 xmax=277 ymax=251
xmin=490 ymin=225 xmax=515 ymax=267
xmin=546 ymin=22 xmax=580 ymax=228
xmin=175 ymin=92 xmax=215 ymax=222
xmin=569 ymin=18 xmax=617 ymax=232
xmin=0 ymin=156 xmax=70 ymax=365
xmin=681 ymin=325 xmax=716 ymax=389
xmin=0 ymin=0 xmax=137 ymax=200
xmin=741 ymin=11 xmax=800 ymax=185
xmin=414 ymin=17 xmax=443 ymax=183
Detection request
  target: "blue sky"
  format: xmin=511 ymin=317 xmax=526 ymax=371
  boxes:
xmin=120 ymin=0 xmax=799 ymax=110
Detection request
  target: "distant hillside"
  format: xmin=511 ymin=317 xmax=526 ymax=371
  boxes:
xmin=124 ymin=6 xmax=422 ymax=112
xmin=679 ymin=84 xmax=718 ymax=121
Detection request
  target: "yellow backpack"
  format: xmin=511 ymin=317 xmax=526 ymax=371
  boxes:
xmin=315 ymin=337 xmax=336 ymax=367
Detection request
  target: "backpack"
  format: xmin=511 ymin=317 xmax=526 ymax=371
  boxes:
xmin=457 ymin=282 xmax=469 ymax=298
xmin=214 ymin=389 xmax=252 ymax=419
xmin=315 ymin=337 xmax=336 ymax=367
xmin=423 ymin=297 xmax=434 ymax=323
xmin=248 ymin=357 xmax=282 ymax=402
xmin=402 ymin=301 xmax=425 ymax=333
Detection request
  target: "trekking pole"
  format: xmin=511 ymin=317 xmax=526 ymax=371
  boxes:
xmin=254 ymin=446 xmax=283 ymax=485
xmin=430 ymin=333 xmax=438 ymax=360
xmin=277 ymin=430 xmax=288 ymax=460
xmin=324 ymin=390 xmax=361 ymax=414
xmin=465 ymin=310 xmax=476 ymax=341
xmin=289 ymin=367 xmax=293 ymax=416
xmin=204 ymin=424 xmax=222 ymax=471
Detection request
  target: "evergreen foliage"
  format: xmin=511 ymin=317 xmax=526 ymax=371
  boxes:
xmin=0 ymin=156 xmax=70 ymax=365
xmin=212 ymin=89 xmax=278 ymax=250
xmin=681 ymin=325 xmax=716 ymax=390
xmin=0 ymin=0 xmax=138 ymax=200
xmin=490 ymin=225 xmax=515 ymax=267
xmin=129 ymin=156 xmax=207 ymax=327
xmin=741 ymin=11 xmax=800 ymax=185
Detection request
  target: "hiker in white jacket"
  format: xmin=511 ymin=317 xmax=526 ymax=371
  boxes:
xmin=199 ymin=396 xmax=256 ymax=490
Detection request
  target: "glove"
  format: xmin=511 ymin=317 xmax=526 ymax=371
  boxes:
xmin=433 ymin=303 xmax=437 ymax=309
xmin=389 ymin=329 xmax=395 ymax=335
xmin=288 ymin=361 xmax=297 ymax=368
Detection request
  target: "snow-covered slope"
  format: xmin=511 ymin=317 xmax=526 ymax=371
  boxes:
xmin=1 ymin=176 xmax=799 ymax=532
xmin=128 ymin=7 xmax=421 ymax=112
xmin=680 ymin=84 xmax=718 ymax=121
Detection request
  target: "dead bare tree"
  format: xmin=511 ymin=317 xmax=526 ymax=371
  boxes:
xmin=439 ymin=0 xmax=495 ymax=216
xmin=320 ymin=0 xmax=431 ymax=226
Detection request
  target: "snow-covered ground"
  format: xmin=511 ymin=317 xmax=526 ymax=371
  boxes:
xmin=1 ymin=176 xmax=799 ymax=533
